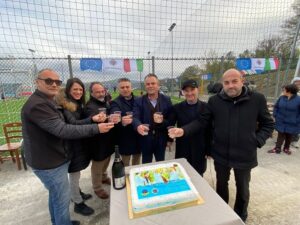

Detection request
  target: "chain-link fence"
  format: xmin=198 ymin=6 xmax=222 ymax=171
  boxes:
xmin=0 ymin=56 xmax=298 ymax=143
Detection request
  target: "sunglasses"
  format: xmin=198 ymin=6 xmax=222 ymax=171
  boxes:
xmin=38 ymin=78 xmax=62 ymax=86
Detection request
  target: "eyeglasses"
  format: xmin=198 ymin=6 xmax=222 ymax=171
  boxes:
xmin=38 ymin=78 xmax=62 ymax=86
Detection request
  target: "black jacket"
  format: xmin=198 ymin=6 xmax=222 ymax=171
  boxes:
xmin=183 ymin=87 xmax=274 ymax=169
xmin=84 ymin=96 xmax=114 ymax=161
xmin=21 ymin=90 xmax=99 ymax=170
xmin=170 ymin=100 xmax=211 ymax=175
xmin=55 ymin=90 xmax=92 ymax=173
xmin=110 ymin=94 xmax=141 ymax=155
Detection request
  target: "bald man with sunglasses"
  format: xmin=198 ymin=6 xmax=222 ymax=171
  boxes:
xmin=21 ymin=69 xmax=114 ymax=225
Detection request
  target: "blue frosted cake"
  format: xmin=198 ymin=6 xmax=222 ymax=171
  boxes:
xmin=129 ymin=162 xmax=200 ymax=213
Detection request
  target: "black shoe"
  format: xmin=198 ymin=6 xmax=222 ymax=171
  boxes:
xmin=71 ymin=221 xmax=80 ymax=225
xmin=80 ymin=190 xmax=92 ymax=201
xmin=74 ymin=202 xmax=95 ymax=216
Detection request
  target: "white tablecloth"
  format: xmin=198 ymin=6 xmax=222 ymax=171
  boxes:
xmin=109 ymin=158 xmax=245 ymax=225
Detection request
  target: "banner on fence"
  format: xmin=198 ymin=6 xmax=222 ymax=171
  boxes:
xmin=236 ymin=58 xmax=279 ymax=74
xmin=80 ymin=58 xmax=144 ymax=72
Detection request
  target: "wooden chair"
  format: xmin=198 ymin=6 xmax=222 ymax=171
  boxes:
xmin=0 ymin=122 xmax=23 ymax=170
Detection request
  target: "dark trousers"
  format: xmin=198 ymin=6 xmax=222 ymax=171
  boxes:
xmin=214 ymin=161 xmax=251 ymax=221
xmin=141 ymin=135 xmax=166 ymax=163
xmin=275 ymin=132 xmax=293 ymax=150
xmin=291 ymin=134 xmax=299 ymax=142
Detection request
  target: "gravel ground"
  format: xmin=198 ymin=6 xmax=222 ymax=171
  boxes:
xmin=0 ymin=137 xmax=300 ymax=225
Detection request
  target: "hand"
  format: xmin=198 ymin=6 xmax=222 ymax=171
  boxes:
xmin=97 ymin=112 xmax=107 ymax=123
xmin=153 ymin=112 xmax=163 ymax=123
xmin=137 ymin=124 xmax=149 ymax=136
xmin=168 ymin=128 xmax=184 ymax=138
xmin=92 ymin=113 xmax=105 ymax=123
xmin=98 ymin=122 xmax=114 ymax=133
xmin=121 ymin=115 xmax=133 ymax=126
xmin=108 ymin=114 xmax=120 ymax=124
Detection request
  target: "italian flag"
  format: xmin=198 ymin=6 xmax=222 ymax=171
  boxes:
xmin=124 ymin=59 xmax=143 ymax=72
xmin=264 ymin=58 xmax=280 ymax=71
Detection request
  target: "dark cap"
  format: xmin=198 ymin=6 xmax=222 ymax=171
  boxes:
xmin=181 ymin=79 xmax=198 ymax=90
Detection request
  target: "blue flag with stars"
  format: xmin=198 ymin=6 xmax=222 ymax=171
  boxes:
xmin=80 ymin=58 xmax=102 ymax=71
xmin=236 ymin=58 xmax=251 ymax=70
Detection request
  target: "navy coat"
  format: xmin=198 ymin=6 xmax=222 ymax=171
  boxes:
xmin=110 ymin=94 xmax=141 ymax=155
xmin=132 ymin=93 xmax=172 ymax=157
xmin=273 ymin=95 xmax=300 ymax=134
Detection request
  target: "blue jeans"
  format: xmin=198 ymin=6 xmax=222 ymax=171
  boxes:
xmin=33 ymin=162 xmax=72 ymax=225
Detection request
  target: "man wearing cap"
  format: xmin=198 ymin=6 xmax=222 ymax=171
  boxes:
xmin=169 ymin=69 xmax=274 ymax=222
xmin=169 ymin=79 xmax=211 ymax=176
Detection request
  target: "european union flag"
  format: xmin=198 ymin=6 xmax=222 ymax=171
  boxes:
xmin=236 ymin=58 xmax=251 ymax=70
xmin=80 ymin=58 xmax=102 ymax=71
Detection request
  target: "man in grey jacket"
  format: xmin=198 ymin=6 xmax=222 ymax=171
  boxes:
xmin=21 ymin=69 xmax=114 ymax=225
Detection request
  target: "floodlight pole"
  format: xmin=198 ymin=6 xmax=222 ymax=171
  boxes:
xmin=168 ymin=23 xmax=176 ymax=96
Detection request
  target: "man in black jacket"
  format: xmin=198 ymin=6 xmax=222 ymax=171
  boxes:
xmin=169 ymin=79 xmax=210 ymax=176
xmin=110 ymin=78 xmax=141 ymax=166
xmin=21 ymin=69 xmax=114 ymax=225
xmin=84 ymin=82 xmax=115 ymax=199
xmin=169 ymin=69 xmax=274 ymax=222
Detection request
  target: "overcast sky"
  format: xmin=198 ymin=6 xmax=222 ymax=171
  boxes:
xmin=0 ymin=0 xmax=295 ymax=59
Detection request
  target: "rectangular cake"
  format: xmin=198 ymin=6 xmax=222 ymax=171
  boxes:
xmin=129 ymin=162 xmax=200 ymax=214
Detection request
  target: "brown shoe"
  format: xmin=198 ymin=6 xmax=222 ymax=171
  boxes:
xmin=94 ymin=189 xmax=109 ymax=199
xmin=102 ymin=177 xmax=111 ymax=185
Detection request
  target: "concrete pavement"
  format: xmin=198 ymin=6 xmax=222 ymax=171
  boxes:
xmin=0 ymin=137 xmax=300 ymax=225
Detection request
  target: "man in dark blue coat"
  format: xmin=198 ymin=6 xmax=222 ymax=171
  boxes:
xmin=132 ymin=74 xmax=172 ymax=163
xmin=110 ymin=78 xmax=141 ymax=166
xmin=169 ymin=69 xmax=274 ymax=222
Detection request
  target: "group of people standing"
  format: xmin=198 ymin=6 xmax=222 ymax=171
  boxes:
xmin=23 ymin=67 xmax=292 ymax=225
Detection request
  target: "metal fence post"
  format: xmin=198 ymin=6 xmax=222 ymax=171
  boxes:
xmin=68 ymin=55 xmax=73 ymax=79
xmin=219 ymin=56 xmax=224 ymax=81
xmin=151 ymin=56 xmax=155 ymax=75
xmin=293 ymin=55 xmax=300 ymax=78
xmin=283 ymin=17 xmax=300 ymax=85
xmin=274 ymin=56 xmax=283 ymax=100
